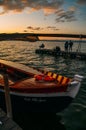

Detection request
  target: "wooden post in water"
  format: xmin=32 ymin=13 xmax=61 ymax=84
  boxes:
xmin=3 ymin=73 xmax=13 ymax=119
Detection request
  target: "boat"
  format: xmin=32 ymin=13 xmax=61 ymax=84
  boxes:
xmin=0 ymin=59 xmax=83 ymax=115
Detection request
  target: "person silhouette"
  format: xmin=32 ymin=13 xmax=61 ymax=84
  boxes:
xmin=64 ymin=41 xmax=68 ymax=52
xmin=69 ymin=40 xmax=73 ymax=51
xmin=39 ymin=43 xmax=45 ymax=49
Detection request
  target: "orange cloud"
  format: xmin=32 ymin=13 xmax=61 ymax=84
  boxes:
xmin=0 ymin=0 xmax=64 ymax=15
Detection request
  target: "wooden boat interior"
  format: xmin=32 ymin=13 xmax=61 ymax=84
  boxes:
xmin=0 ymin=60 xmax=72 ymax=93
xmin=0 ymin=59 xmax=41 ymax=83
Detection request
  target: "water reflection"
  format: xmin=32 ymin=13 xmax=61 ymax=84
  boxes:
xmin=14 ymin=113 xmax=66 ymax=130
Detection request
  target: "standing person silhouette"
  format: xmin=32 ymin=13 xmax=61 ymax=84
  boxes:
xmin=64 ymin=41 xmax=68 ymax=52
xmin=69 ymin=40 xmax=73 ymax=51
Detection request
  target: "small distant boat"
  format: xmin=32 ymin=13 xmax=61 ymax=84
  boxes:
xmin=0 ymin=59 xmax=83 ymax=114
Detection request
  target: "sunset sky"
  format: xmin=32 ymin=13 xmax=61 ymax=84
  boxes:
xmin=0 ymin=0 xmax=86 ymax=35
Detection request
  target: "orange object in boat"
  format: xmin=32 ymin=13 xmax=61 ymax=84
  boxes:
xmin=35 ymin=74 xmax=55 ymax=82
xmin=44 ymin=75 xmax=55 ymax=82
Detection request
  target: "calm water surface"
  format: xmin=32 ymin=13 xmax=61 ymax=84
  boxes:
xmin=0 ymin=40 xmax=86 ymax=130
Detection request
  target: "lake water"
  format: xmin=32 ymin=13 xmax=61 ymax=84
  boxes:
xmin=0 ymin=40 xmax=86 ymax=130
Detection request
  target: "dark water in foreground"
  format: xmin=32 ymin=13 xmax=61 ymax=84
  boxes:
xmin=0 ymin=40 xmax=86 ymax=130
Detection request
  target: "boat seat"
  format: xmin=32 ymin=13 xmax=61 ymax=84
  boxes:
xmin=46 ymin=72 xmax=71 ymax=86
xmin=47 ymin=72 xmax=52 ymax=77
xmin=52 ymin=73 xmax=57 ymax=79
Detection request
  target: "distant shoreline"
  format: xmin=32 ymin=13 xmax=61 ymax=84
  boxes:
xmin=0 ymin=33 xmax=86 ymax=42
xmin=0 ymin=39 xmax=86 ymax=43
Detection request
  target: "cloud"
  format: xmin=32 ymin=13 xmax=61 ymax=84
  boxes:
xmin=55 ymin=7 xmax=77 ymax=22
xmin=77 ymin=0 xmax=86 ymax=5
xmin=47 ymin=26 xmax=59 ymax=30
xmin=26 ymin=25 xmax=59 ymax=32
xmin=24 ymin=30 xmax=27 ymax=32
xmin=27 ymin=26 xmax=43 ymax=31
xmin=0 ymin=0 xmax=26 ymax=13
xmin=69 ymin=6 xmax=77 ymax=12
xmin=47 ymin=26 xmax=56 ymax=29
xmin=0 ymin=0 xmax=79 ymax=23
xmin=0 ymin=0 xmax=64 ymax=15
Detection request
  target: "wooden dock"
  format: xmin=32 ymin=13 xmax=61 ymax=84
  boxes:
xmin=0 ymin=108 xmax=22 ymax=130
xmin=35 ymin=49 xmax=86 ymax=60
